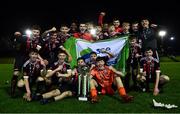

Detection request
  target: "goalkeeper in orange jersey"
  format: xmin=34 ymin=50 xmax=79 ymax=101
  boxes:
xmin=89 ymin=57 xmax=134 ymax=103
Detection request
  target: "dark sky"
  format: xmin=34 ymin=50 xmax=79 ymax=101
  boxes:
xmin=0 ymin=0 xmax=179 ymax=53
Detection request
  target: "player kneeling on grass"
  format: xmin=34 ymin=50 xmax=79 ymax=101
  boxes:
xmin=90 ymin=57 xmax=134 ymax=103
xmin=17 ymin=49 xmax=46 ymax=101
xmin=137 ymin=47 xmax=170 ymax=96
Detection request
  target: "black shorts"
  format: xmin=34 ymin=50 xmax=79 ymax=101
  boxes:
xmin=58 ymin=78 xmax=78 ymax=96
xmin=130 ymin=62 xmax=138 ymax=69
xmin=51 ymin=76 xmax=60 ymax=86
xmin=14 ymin=53 xmax=27 ymax=70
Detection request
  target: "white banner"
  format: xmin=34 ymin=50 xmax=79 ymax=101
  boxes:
xmin=76 ymin=37 xmax=127 ymax=65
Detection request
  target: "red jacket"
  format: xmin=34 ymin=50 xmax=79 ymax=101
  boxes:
xmin=73 ymin=32 xmax=93 ymax=41
xmin=98 ymin=15 xmax=104 ymax=27
xmin=115 ymin=27 xmax=123 ymax=33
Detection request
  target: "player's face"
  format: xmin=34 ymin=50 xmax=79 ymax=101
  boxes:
xmin=78 ymin=59 xmax=85 ymax=66
xmin=108 ymin=26 xmax=115 ymax=32
xmin=132 ymin=23 xmax=139 ymax=31
xmin=141 ymin=20 xmax=149 ymax=28
xmin=145 ymin=50 xmax=153 ymax=57
xmin=71 ymin=23 xmax=77 ymax=30
xmin=90 ymin=54 xmax=97 ymax=61
xmin=96 ymin=26 xmax=102 ymax=34
xmin=96 ymin=60 xmax=105 ymax=68
xmin=79 ymin=24 xmax=87 ymax=33
xmin=130 ymin=39 xmax=137 ymax=46
xmin=87 ymin=23 xmax=93 ymax=31
xmin=58 ymin=53 xmax=66 ymax=62
xmin=60 ymin=26 xmax=69 ymax=34
xmin=29 ymin=52 xmax=38 ymax=62
xmin=103 ymin=24 xmax=109 ymax=31
xmin=32 ymin=29 xmax=40 ymax=38
xmin=122 ymin=24 xmax=130 ymax=31
xmin=113 ymin=20 xmax=120 ymax=27
xmin=51 ymin=33 xmax=57 ymax=42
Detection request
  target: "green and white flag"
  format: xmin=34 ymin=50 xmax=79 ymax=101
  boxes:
xmin=64 ymin=36 xmax=129 ymax=73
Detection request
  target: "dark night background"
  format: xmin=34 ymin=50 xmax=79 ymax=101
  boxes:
xmin=0 ymin=0 xmax=179 ymax=56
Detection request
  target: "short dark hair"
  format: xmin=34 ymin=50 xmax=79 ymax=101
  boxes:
xmin=113 ymin=18 xmax=120 ymax=22
xmin=29 ymin=48 xmax=39 ymax=54
xmin=90 ymin=51 xmax=97 ymax=56
xmin=77 ymin=57 xmax=85 ymax=62
xmin=132 ymin=21 xmax=139 ymax=25
xmin=31 ymin=25 xmax=41 ymax=31
xmin=145 ymin=47 xmax=153 ymax=52
xmin=49 ymin=31 xmax=58 ymax=36
xmin=58 ymin=50 xmax=67 ymax=55
xmin=96 ymin=57 xmax=105 ymax=62
xmin=61 ymin=24 xmax=69 ymax=28
xmin=141 ymin=17 xmax=150 ymax=21
xmin=129 ymin=35 xmax=137 ymax=40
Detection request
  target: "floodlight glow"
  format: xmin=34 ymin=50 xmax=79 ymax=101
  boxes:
xmin=158 ymin=30 xmax=166 ymax=37
xmin=90 ymin=29 xmax=96 ymax=35
xmin=170 ymin=37 xmax=174 ymax=40
xmin=25 ymin=29 xmax=32 ymax=35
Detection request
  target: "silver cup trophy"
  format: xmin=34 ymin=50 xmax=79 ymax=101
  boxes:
xmin=78 ymin=65 xmax=90 ymax=101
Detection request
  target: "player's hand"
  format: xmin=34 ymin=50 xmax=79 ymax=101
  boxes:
xmin=56 ymin=65 xmax=63 ymax=71
xmin=135 ymin=43 xmax=141 ymax=48
xmin=56 ymin=72 xmax=60 ymax=77
xmin=14 ymin=32 xmax=22 ymax=36
xmin=23 ymin=92 xmax=32 ymax=101
xmin=72 ymin=69 xmax=77 ymax=76
xmin=141 ymin=72 xmax=146 ymax=77
xmin=43 ymin=59 xmax=49 ymax=66
xmin=51 ymin=27 xmax=56 ymax=31
xmin=40 ymin=60 xmax=46 ymax=67
xmin=104 ymin=32 xmax=109 ymax=36
xmin=153 ymin=88 xmax=159 ymax=96
xmin=150 ymin=24 xmax=157 ymax=28
xmin=141 ymin=76 xmax=146 ymax=81
xmin=135 ymin=54 xmax=140 ymax=58
xmin=90 ymin=64 xmax=96 ymax=70
xmin=100 ymin=12 xmax=106 ymax=16
xmin=36 ymin=45 xmax=42 ymax=51
xmin=59 ymin=45 xmax=66 ymax=51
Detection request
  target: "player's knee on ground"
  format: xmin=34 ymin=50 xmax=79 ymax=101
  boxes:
xmin=17 ymin=79 xmax=25 ymax=88
xmin=37 ymin=77 xmax=45 ymax=82
xmin=160 ymin=75 xmax=170 ymax=84
xmin=137 ymin=74 xmax=146 ymax=82
xmin=13 ymin=71 xmax=20 ymax=76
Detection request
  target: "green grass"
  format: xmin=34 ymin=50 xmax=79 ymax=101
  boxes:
xmin=0 ymin=59 xmax=180 ymax=113
xmin=175 ymin=56 xmax=180 ymax=61
xmin=160 ymin=57 xmax=174 ymax=62
xmin=0 ymin=57 xmax=14 ymax=64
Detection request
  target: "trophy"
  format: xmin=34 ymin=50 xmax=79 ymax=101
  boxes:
xmin=78 ymin=65 xmax=90 ymax=101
